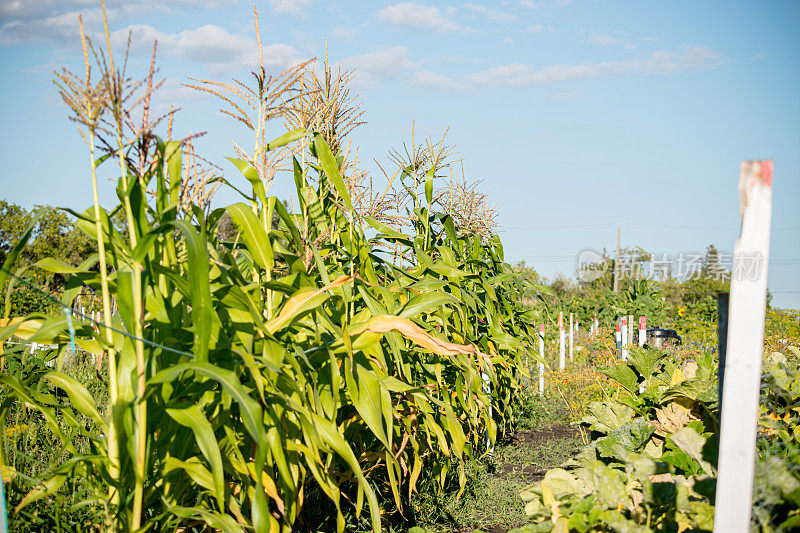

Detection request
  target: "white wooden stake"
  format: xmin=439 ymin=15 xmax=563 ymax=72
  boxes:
xmin=621 ymin=316 xmax=628 ymax=360
xmin=627 ymin=314 xmax=633 ymax=349
xmin=639 ymin=316 xmax=646 ymax=347
xmin=482 ymin=371 xmax=494 ymax=456
xmin=569 ymin=312 xmax=574 ymax=362
xmin=558 ymin=312 xmax=565 ymax=371
xmin=615 ymin=322 xmax=621 ymax=356
xmin=538 ymin=324 xmax=545 ymax=395
xmin=714 ymin=160 xmax=773 ymax=533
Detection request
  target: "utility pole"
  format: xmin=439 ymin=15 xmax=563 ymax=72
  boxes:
xmin=613 ymin=225 xmax=621 ymax=292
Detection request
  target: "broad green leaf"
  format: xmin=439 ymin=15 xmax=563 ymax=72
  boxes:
xmin=227 ymin=203 xmax=274 ymax=271
xmin=150 ymin=363 xmax=265 ymax=442
xmin=43 ymin=372 xmax=106 ymax=429
xmin=313 ymin=134 xmax=352 ymax=210
xmin=166 ymin=405 xmax=225 ymax=510
xmin=228 ymin=158 xmax=267 ymax=204
xmin=364 ymin=217 xmax=409 ymax=241
xmin=172 ymin=220 xmax=214 ymax=362
xmin=582 ymin=401 xmax=635 ymax=434
xmin=265 ymin=128 xmax=308 ymax=151
xmin=34 ymin=258 xmax=88 ymax=274
xmin=0 ymin=214 xmax=38 ymax=301
xmin=306 ymin=412 xmax=381 ymax=533
xmin=541 ymin=468 xmax=586 ymax=500
xmin=346 ymin=363 xmax=391 ymax=449
xmin=399 ymin=291 xmax=461 ymax=319
xmin=266 ymin=275 xmax=352 ymax=334
xmin=14 ymin=472 xmax=68 ymax=513
xmin=599 ymin=364 xmax=639 ymax=395
xmin=668 ymin=427 xmax=714 ymax=475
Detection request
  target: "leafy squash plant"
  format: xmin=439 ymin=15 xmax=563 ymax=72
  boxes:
xmin=512 ymin=348 xmax=719 ymax=532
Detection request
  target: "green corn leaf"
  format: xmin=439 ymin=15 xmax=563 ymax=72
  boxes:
xmin=14 ymin=472 xmax=68 ymax=514
xmin=43 ymin=372 xmax=106 ymax=430
xmin=313 ymin=134 xmax=352 ymax=210
xmin=168 ymin=506 xmax=243 ymax=533
xmin=227 ymin=203 xmax=274 ymax=271
xmin=0 ymin=214 xmax=38 ymax=300
xmin=364 ymin=217 xmax=410 ymax=241
xmin=399 ymin=291 xmax=461 ymax=319
xmin=273 ymin=198 xmax=304 ymax=252
xmin=165 ymin=140 xmax=182 ymax=206
xmin=149 ymin=363 xmax=265 ymax=442
xmin=228 ymin=158 xmax=267 ymax=205
xmin=166 ymin=405 xmax=226 ymax=510
xmin=172 ymin=220 xmax=214 ymax=363
xmin=424 ymin=167 xmax=434 ymax=205
xmin=306 ymin=411 xmax=381 ymax=533
xmin=265 ymin=128 xmax=308 ymax=151
xmin=345 ymin=362 xmax=391 ymax=449
xmin=266 ymin=275 xmax=352 ymax=334
xmin=34 ymin=258 xmax=89 ymax=274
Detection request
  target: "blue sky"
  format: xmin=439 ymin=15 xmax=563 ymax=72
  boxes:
xmin=1 ymin=0 xmax=799 ymax=307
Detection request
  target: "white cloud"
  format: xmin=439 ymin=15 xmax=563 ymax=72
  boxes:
xmin=266 ymin=0 xmax=318 ymax=18
xmin=461 ymin=3 xmax=516 ymax=23
xmin=467 ymin=45 xmax=725 ymax=88
xmin=343 ymin=46 xmax=416 ymax=85
xmin=111 ymin=24 xmax=304 ymax=76
xmin=0 ymin=10 xmax=83 ymax=45
xmin=519 ymin=0 xmax=572 ymax=8
xmin=376 ymin=2 xmax=469 ymax=32
xmin=586 ymin=33 xmax=635 ymax=49
xmin=410 ymin=70 xmax=468 ymax=92
xmin=0 ymin=0 xmax=233 ymax=23
xmin=0 ymin=1 xmax=237 ymax=45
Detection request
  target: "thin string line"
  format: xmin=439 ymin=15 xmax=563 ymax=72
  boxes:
xmin=0 ymin=266 xmax=331 ymax=360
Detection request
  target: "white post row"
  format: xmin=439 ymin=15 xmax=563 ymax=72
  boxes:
xmin=615 ymin=322 xmax=621 ymax=355
xmin=558 ymin=312 xmax=565 ymax=371
xmin=621 ymin=316 xmax=629 ymax=361
xmin=639 ymin=316 xmax=646 ymax=347
xmin=714 ymin=160 xmax=773 ymax=533
xmin=569 ymin=312 xmax=574 ymax=362
xmin=538 ymin=324 xmax=545 ymax=395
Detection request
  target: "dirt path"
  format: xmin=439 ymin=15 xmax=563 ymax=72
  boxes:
xmin=432 ymin=424 xmax=583 ymax=533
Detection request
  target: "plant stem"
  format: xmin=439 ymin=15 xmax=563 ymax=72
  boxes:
xmin=89 ymin=135 xmax=121 ymax=508
xmin=113 ymin=136 xmax=147 ymax=529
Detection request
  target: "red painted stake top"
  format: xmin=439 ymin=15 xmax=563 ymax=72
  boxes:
xmin=760 ymin=159 xmax=773 ymax=186
xmin=615 ymin=324 xmax=620 ymax=332
xmin=539 ymin=324 xmax=544 ymax=334
xmin=639 ymin=316 xmax=646 ymax=328
xmin=622 ymin=317 xmax=627 ymax=326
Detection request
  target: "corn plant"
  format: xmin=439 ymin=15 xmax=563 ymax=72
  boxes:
xmin=0 ymin=6 xmax=547 ymax=532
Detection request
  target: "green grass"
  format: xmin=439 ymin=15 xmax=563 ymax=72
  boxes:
xmin=412 ymin=385 xmax=583 ymax=533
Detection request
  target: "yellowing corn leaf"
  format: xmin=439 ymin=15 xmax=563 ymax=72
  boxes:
xmin=349 ymin=315 xmax=491 ymax=368
xmin=266 ymin=275 xmax=353 ymax=334
xmin=0 ymin=317 xmax=43 ymax=338
xmin=246 ymin=463 xmax=285 ymax=515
